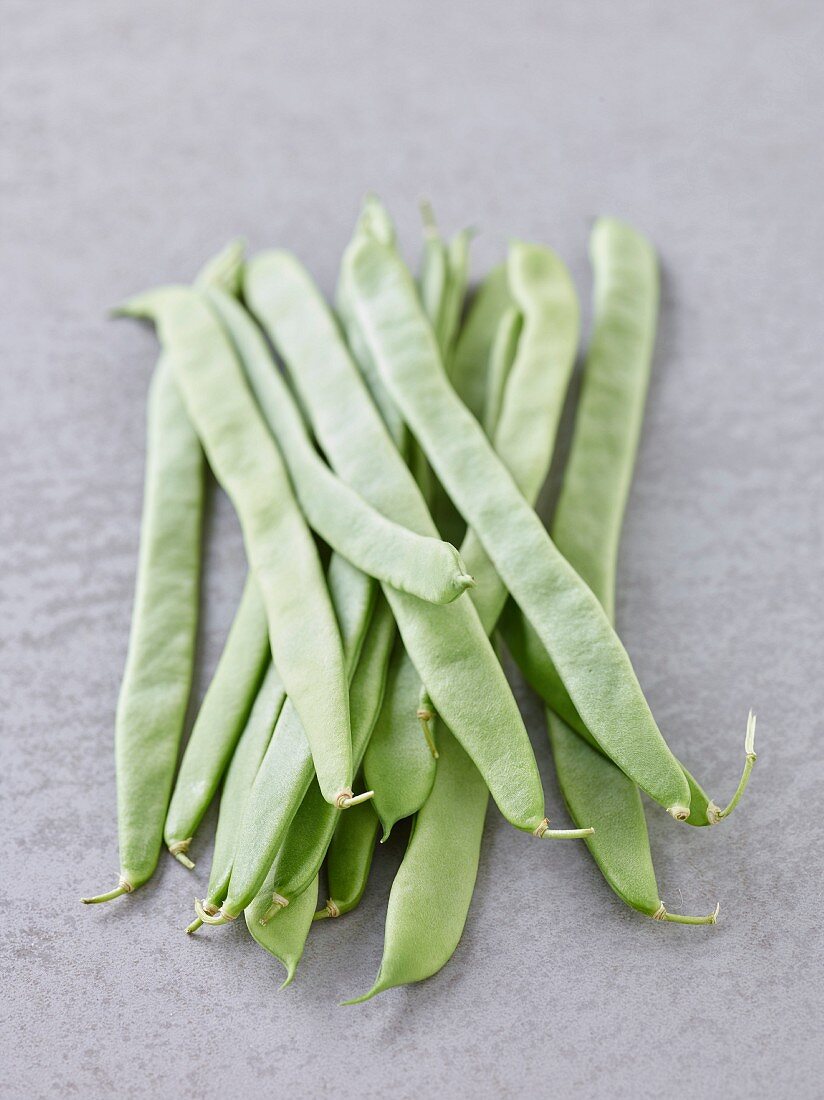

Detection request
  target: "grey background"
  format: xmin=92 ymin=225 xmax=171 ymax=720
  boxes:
xmin=2 ymin=2 xmax=821 ymax=1096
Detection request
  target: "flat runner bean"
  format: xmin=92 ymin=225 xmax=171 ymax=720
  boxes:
xmin=314 ymin=800 xmax=380 ymax=923
xmin=350 ymin=240 xmax=584 ymax=993
xmin=118 ymin=287 xmax=353 ymax=807
xmin=82 ymin=356 xmax=203 ymax=903
xmin=345 ymin=727 xmax=488 ymax=1003
xmin=344 ymin=234 xmax=693 ymax=820
xmin=244 ymin=251 xmax=569 ymax=838
xmin=246 ymin=874 xmax=319 ymax=989
xmin=164 ymin=572 xmax=270 ymax=865
xmin=185 ymin=663 xmax=285 ymax=933
xmin=206 ymin=284 xmax=475 ymax=606
xmin=501 ymin=218 xmax=755 ymax=828
xmin=193 ymin=558 xmax=383 ymax=927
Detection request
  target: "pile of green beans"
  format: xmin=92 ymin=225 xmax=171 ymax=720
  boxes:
xmin=83 ymin=198 xmax=756 ymax=999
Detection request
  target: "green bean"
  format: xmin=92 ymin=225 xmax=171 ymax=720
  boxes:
xmin=363 ymin=635 xmax=437 ymax=839
xmin=547 ymin=717 xmax=718 ymax=923
xmin=194 ymin=237 xmax=246 ymax=296
xmin=418 ymin=201 xmax=449 ymax=342
xmin=164 ymin=572 xmax=270 ymax=866
xmin=415 ymin=205 xmax=475 ymax=546
xmin=205 ymin=285 xmax=475 ymax=606
xmin=245 ymin=251 xmax=571 ymax=839
xmin=506 ymin=217 xmax=718 ymax=917
xmin=449 ymin=264 xmax=513 ymax=423
xmin=417 ymin=201 xmax=473 ymax=361
xmin=162 ymin=244 xmax=273 ymax=869
xmin=458 ymin=242 xmax=574 ymax=633
xmin=118 ymin=287 xmax=353 ymax=806
xmin=185 ymin=663 xmax=285 ymax=933
xmin=344 ymin=234 xmax=693 ymax=820
xmin=500 ymin=218 xmax=755 ymax=827
xmin=439 ymin=227 xmax=474 ymax=361
xmin=349 ymin=241 xmax=584 ymax=991
xmin=82 ymin=355 xmax=204 ymax=904
xmin=336 ymin=199 xmax=405 ymax=445
xmin=246 ymin=874 xmax=319 ymax=989
xmin=314 ymin=798 xmax=380 ymax=922
xmin=193 ymin=557 xmax=380 ymax=927
xmin=255 ymin=597 xmax=395 ymax=921
xmin=360 ymin=210 xmax=473 ymax=838
xmin=481 ymin=307 xmax=521 ymax=438
xmin=345 ymin=726 xmax=488 ymax=1003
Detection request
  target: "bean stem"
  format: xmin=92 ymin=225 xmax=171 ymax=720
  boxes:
xmin=658 ymin=902 xmax=720 ymax=926
xmin=81 ymin=881 xmax=132 ymax=905
xmin=708 ymin=712 xmax=757 ymax=823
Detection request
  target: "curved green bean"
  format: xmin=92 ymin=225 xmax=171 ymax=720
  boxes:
xmin=82 ymin=356 xmax=203 ymax=903
xmin=352 ymin=242 xmax=588 ymax=993
xmin=501 ymin=218 xmax=755 ymax=827
xmin=244 ymin=251 xmax=560 ymax=838
xmin=246 ymin=874 xmax=319 ymax=989
xmin=185 ymin=663 xmax=285 ymax=933
xmin=517 ymin=219 xmax=738 ymax=919
xmin=205 ymin=285 xmax=475 ymax=606
xmin=162 ymin=243 xmax=272 ymax=868
xmin=360 ymin=212 xmax=473 ymax=839
xmin=164 ymin=572 xmax=270 ymax=865
xmin=314 ymin=798 xmax=380 ymax=922
xmin=344 ymin=234 xmax=693 ymax=820
xmin=345 ymin=726 xmax=488 ymax=1003
xmin=118 ymin=287 xmax=353 ymax=806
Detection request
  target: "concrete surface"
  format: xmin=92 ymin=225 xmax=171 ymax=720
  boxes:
xmin=2 ymin=2 xmax=822 ymax=1097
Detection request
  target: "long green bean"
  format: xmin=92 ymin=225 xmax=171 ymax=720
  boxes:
xmin=245 ymin=250 xmax=574 ymax=838
xmin=185 ymin=663 xmax=285 ymax=933
xmin=501 ymin=218 xmax=755 ymax=828
xmin=82 ymin=356 xmax=203 ymax=903
xmin=193 ymin=558 xmax=382 ymax=926
xmin=344 ymin=234 xmax=693 ymax=820
xmin=164 ymin=572 xmax=270 ymax=865
xmin=206 ymin=284 xmax=475 ymax=606
xmin=345 ymin=726 xmax=488 ymax=1003
xmin=350 ymin=240 xmax=581 ymax=992
xmin=256 ymin=597 xmax=395 ymax=921
xmin=118 ymin=287 xmax=353 ymax=807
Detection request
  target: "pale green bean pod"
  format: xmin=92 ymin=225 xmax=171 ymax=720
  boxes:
xmin=118 ymin=287 xmax=353 ymax=807
xmin=343 ymin=233 xmax=693 ymax=820
xmin=246 ymin=874 xmax=319 ymax=989
xmin=314 ymin=799 xmax=380 ymax=923
xmin=194 ymin=557 xmax=382 ymax=926
xmin=82 ymin=355 xmax=204 ymax=904
xmin=164 ymin=572 xmax=270 ymax=866
xmin=350 ymin=240 xmax=583 ymax=995
xmin=345 ymin=727 xmax=488 ymax=1003
xmin=244 ymin=250 xmax=564 ymax=838
xmin=206 ymin=284 xmax=475 ymax=606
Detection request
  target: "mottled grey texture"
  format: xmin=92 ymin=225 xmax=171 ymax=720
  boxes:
xmin=1 ymin=2 xmax=821 ymax=1096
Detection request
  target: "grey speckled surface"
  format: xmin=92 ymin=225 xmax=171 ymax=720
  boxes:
xmin=2 ymin=2 xmax=822 ymax=1096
